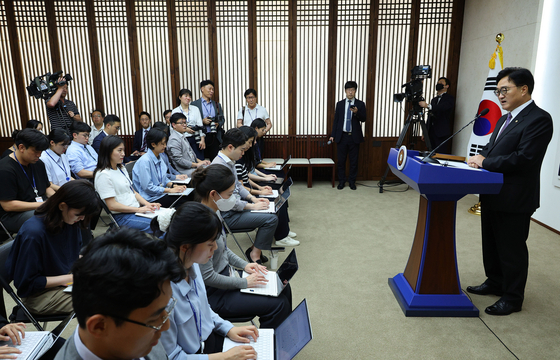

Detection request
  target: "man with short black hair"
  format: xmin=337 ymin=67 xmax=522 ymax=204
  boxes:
xmin=66 ymin=122 xmax=98 ymax=179
xmin=419 ymin=76 xmax=455 ymax=153
xmin=46 ymin=82 xmax=82 ymax=132
xmin=191 ymin=80 xmax=225 ymax=160
xmin=0 ymin=129 xmax=54 ymax=234
xmin=54 ymin=227 xmax=185 ymax=360
xmin=466 ymin=67 xmax=553 ymax=315
xmin=132 ymin=111 xmax=153 ymax=157
xmin=91 ymin=115 xmax=122 ymax=153
xmin=329 ymin=81 xmax=366 ymax=190
xmin=163 ymin=109 xmax=172 ymax=126
xmin=237 ymin=89 xmax=272 ymax=132
xmin=88 ymin=109 xmax=105 ymax=146
xmin=167 ymin=113 xmax=210 ymax=176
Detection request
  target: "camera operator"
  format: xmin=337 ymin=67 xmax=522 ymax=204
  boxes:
xmin=46 ymin=77 xmax=82 ymax=132
xmin=418 ymin=77 xmax=455 ymax=153
xmin=191 ymin=80 xmax=225 ymax=160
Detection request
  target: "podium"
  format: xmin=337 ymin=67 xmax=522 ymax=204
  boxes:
xmin=387 ymin=148 xmax=503 ymax=317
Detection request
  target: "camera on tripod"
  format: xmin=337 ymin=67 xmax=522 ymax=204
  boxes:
xmin=393 ymin=65 xmax=431 ymax=104
xmin=26 ymin=71 xmax=73 ymax=100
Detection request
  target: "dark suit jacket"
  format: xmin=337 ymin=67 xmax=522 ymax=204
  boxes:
xmin=331 ymin=98 xmax=366 ymax=144
xmin=426 ymin=92 xmax=455 ymax=138
xmin=91 ymin=131 xmax=106 ymax=153
xmin=479 ymin=101 xmax=553 ymax=213
xmin=191 ymin=98 xmax=225 ymax=142
xmin=132 ymin=128 xmax=150 ymax=153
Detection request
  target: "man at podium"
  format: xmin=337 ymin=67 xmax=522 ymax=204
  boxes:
xmin=467 ymin=67 xmax=553 ymax=316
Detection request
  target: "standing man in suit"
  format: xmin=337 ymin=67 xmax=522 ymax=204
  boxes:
xmin=329 ymin=81 xmax=366 ymax=190
xmin=191 ymin=80 xmax=225 ymax=161
xmin=466 ymin=67 xmax=553 ymax=315
xmin=91 ymin=115 xmax=121 ymax=153
xmin=419 ymin=76 xmax=455 ymax=153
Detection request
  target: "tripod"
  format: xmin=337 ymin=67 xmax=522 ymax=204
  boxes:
xmin=379 ymin=103 xmax=432 ymax=193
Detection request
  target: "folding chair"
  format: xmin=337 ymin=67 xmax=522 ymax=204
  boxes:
xmin=221 ymin=220 xmax=254 ymax=262
xmin=0 ymin=241 xmax=72 ymax=331
xmin=0 ymin=219 xmax=14 ymax=241
xmin=95 ymin=192 xmax=120 ymax=231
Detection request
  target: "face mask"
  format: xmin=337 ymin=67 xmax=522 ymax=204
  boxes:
xmin=214 ymin=192 xmax=237 ymax=212
xmin=436 ymin=83 xmax=444 ymax=91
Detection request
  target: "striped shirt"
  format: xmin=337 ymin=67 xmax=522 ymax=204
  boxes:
xmin=45 ymin=99 xmax=80 ymax=131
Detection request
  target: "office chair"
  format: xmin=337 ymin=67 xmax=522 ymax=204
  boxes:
xmin=0 ymin=241 xmax=72 ymax=331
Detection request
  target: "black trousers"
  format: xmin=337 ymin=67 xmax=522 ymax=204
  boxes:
xmin=204 ymin=132 xmax=221 ymax=161
xmin=336 ymin=133 xmax=360 ymax=184
xmin=481 ymin=208 xmax=532 ymax=306
xmin=428 ymin=127 xmax=451 ymax=154
xmin=206 ymin=268 xmax=293 ymax=329
xmin=187 ymin=136 xmax=205 ymax=161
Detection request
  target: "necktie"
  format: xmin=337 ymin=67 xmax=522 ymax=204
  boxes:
xmin=345 ymin=101 xmax=352 ymax=132
xmin=497 ymin=112 xmax=512 ymax=139
xmin=141 ymin=129 xmax=148 ymax=152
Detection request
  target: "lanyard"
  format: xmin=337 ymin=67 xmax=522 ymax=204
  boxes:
xmin=83 ymin=145 xmax=96 ymax=161
xmin=13 ymin=153 xmax=38 ymax=197
xmin=45 ymin=150 xmax=70 ymax=181
xmin=185 ymin=279 xmax=203 ymax=352
xmin=180 ymin=106 xmax=190 ymax=123
xmin=118 ymin=168 xmax=135 ymax=193
xmin=203 ymin=100 xmax=213 ymax=117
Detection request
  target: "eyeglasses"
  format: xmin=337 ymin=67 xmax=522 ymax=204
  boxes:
xmin=80 ymin=133 xmax=90 ymax=138
xmin=493 ymin=86 xmax=519 ymax=97
xmin=108 ymin=296 xmax=176 ymax=331
xmin=176 ymin=121 xmax=187 ymax=125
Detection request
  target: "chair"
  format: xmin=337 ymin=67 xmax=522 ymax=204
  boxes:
xmin=95 ymin=192 xmax=120 ymax=231
xmin=125 ymin=161 xmax=136 ymax=181
xmin=309 ymin=158 xmax=336 ymax=188
xmin=0 ymin=219 xmax=14 ymax=241
xmin=0 ymin=241 xmax=71 ymax=331
xmin=222 ymin=220 xmax=254 ymax=262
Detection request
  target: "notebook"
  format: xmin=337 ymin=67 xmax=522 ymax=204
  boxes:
xmin=264 ymin=155 xmax=291 ymax=171
xmin=240 ymin=249 xmax=298 ymax=297
xmin=135 ymin=208 xmax=167 ymax=219
xmin=0 ymin=313 xmax=74 ymax=360
xmin=251 ymin=186 xmax=290 ymax=214
xmin=222 ymin=298 xmax=313 ymax=360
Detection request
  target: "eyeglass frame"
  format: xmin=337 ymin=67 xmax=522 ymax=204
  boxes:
xmin=493 ymin=85 xmax=521 ymax=97
xmin=107 ymin=296 xmax=177 ymax=331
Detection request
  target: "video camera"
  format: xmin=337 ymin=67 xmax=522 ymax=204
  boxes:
xmin=26 ymin=71 xmax=73 ymax=100
xmin=393 ymin=65 xmax=431 ymax=104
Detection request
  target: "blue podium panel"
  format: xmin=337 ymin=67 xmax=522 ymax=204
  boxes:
xmin=387 ymin=148 xmax=503 ymax=317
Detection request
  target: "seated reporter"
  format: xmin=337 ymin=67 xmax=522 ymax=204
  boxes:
xmin=160 ymin=202 xmax=258 ymax=360
xmin=236 ymin=126 xmax=278 ymax=192
xmin=94 ymin=135 xmax=161 ymax=233
xmin=167 ymin=113 xmax=210 ymax=176
xmin=153 ymin=121 xmax=189 ymax=181
xmin=132 ymin=129 xmax=188 ymax=209
xmin=211 ymin=128 xmax=278 ymax=264
xmin=1 ymin=120 xmax=43 ymax=159
xmin=6 ymin=180 xmax=99 ymax=314
xmin=192 ymin=165 xmax=292 ymax=329
xmin=39 ymin=128 xmax=74 ymax=191
xmin=236 ymin=127 xmax=298 ymax=247
xmin=91 ymin=114 xmax=121 ymax=153
xmin=249 ymin=118 xmax=276 ymax=170
xmin=0 ymin=129 xmax=54 ymax=234
xmin=55 ymin=227 xmax=185 ymax=360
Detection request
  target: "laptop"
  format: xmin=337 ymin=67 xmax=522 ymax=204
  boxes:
xmin=222 ymin=298 xmax=313 ymax=360
xmin=273 ymin=165 xmax=292 ymax=185
xmin=251 ymin=185 xmax=290 ymax=214
xmin=240 ymin=249 xmax=298 ymax=297
xmin=170 ymin=178 xmax=191 ymax=185
xmin=0 ymin=313 xmax=74 ymax=360
xmin=264 ymin=155 xmax=291 ymax=171
xmin=167 ymin=188 xmax=194 ymax=197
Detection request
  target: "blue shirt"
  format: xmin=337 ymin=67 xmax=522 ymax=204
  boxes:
xmin=160 ymin=264 xmax=234 ymax=360
xmin=67 ymin=141 xmax=98 ymax=178
xmin=5 ymin=215 xmax=82 ymax=298
xmin=39 ymin=149 xmax=72 ymax=186
xmin=132 ymin=149 xmax=174 ymax=202
xmin=161 ymin=151 xmax=179 ymax=179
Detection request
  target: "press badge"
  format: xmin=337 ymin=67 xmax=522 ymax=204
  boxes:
xmin=35 ymin=197 xmax=44 ymax=203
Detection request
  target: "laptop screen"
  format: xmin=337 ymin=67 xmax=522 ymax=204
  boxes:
xmin=277 ymin=249 xmax=298 ymax=284
xmin=275 ymin=299 xmax=313 ymax=360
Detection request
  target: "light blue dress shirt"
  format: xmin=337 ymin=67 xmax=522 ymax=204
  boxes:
xmin=39 ymin=149 xmax=72 ymax=186
xmin=161 ymin=151 xmax=179 ymax=179
xmin=132 ymin=149 xmax=174 ymax=202
xmin=66 ymin=141 xmax=98 ymax=178
xmin=160 ymin=264 xmax=234 ymax=360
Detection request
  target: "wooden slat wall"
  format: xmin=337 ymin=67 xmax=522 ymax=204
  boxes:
xmin=216 ymin=0 xmax=249 ymax=131
xmin=0 ymin=0 xmax=464 ymax=181
xmin=0 ymin=1 xmax=22 ymax=137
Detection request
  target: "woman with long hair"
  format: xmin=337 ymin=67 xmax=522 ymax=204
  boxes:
xmin=191 ymin=165 xmax=292 ymax=328
xmin=160 ymin=202 xmax=259 ymax=360
xmin=172 ymin=88 xmax=205 ymax=160
xmin=94 ymin=135 xmax=161 ymax=233
xmin=39 ymin=128 xmax=73 ymax=191
xmin=6 ymin=180 xmax=99 ymax=314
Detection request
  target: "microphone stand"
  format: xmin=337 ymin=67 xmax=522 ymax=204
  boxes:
xmin=421 ymin=109 xmax=488 ymax=164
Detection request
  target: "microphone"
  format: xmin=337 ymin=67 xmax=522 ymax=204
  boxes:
xmin=327 ymin=134 xmax=332 ymax=145
xmin=422 ymin=108 xmax=489 ymax=164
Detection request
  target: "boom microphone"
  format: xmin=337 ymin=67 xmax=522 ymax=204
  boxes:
xmin=422 ymin=108 xmax=489 ymax=164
